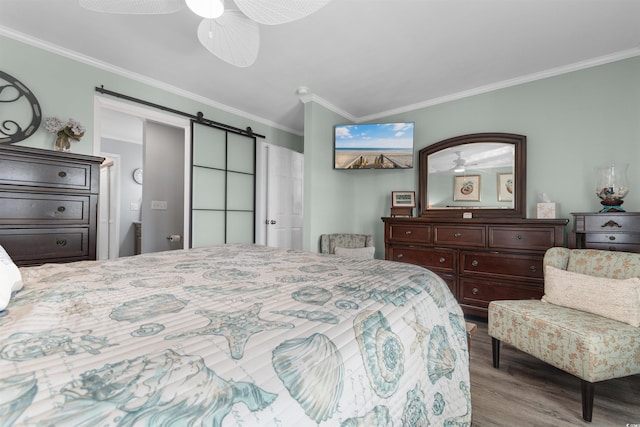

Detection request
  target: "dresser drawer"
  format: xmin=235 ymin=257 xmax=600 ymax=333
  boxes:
xmin=434 ymin=226 xmax=485 ymax=247
xmin=459 ymin=278 xmax=542 ymax=310
xmin=0 ymin=192 xmax=92 ymax=225
xmin=388 ymin=224 xmax=431 ymax=243
xmin=388 ymin=246 xmax=455 ymax=271
xmin=582 ymin=242 xmax=640 ymax=253
xmin=585 ymin=232 xmax=640 ymax=245
xmin=578 ymin=213 xmax=640 ymax=233
xmin=489 ymin=227 xmax=557 ymax=251
xmin=0 ymin=156 xmax=93 ymax=192
xmin=460 ymin=251 xmax=543 ymax=279
xmin=0 ymin=228 xmax=89 ymax=265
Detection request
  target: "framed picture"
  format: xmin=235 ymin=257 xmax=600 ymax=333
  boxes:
xmin=497 ymin=173 xmax=514 ymax=202
xmin=454 ymin=175 xmax=480 ymax=201
xmin=391 ymin=191 xmax=416 ymax=207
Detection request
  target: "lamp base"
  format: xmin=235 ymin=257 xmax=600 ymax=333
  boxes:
xmin=599 ymin=199 xmax=625 ymax=213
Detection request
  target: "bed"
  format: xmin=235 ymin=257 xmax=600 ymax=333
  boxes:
xmin=0 ymin=243 xmax=471 ymax=426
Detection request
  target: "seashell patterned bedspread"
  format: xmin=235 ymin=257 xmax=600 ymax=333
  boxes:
xmin=0 ymin=244 xmax=471 ymax=426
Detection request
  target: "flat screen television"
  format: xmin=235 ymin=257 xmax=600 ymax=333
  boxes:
xmin=334 ymin=122 xmax=414 ymax=169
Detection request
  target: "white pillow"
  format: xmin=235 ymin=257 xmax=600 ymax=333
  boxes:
xmin=542 ymin=265 xmax=640 ymax=327
xmin=334 ymin=246 xmax=375 ymax=260
xmin=0 ymin=245 xmax=23 ymax=311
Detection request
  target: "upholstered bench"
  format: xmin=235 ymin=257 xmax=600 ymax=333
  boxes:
xmin=488 ymin=248 xmax=640 ymax=422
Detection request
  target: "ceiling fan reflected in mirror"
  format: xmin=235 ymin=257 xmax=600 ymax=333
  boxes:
xmin=78 ymin=0 xmax=332 ymax=67
xmin=450 ymin=151 xmax=478 ymax=173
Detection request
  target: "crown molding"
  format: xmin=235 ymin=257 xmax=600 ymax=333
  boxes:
xmin=3 ymin=25 xmax=638 ymax=133
xmin=0 ymin=26 xmax=301 ymax=136
xmin=357 ymin=47 xmax=640 ymax=123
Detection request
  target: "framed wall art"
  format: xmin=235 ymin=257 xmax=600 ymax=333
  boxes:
xmin=454 ymin=175 xmax=480 ymax=201
xmin=390 ymin=191 xmax=415 ymax=217
xmin=391 ymin=191 xmax=416 ymax=207
xmin=498 ymin=173 xmax=514 ymax=202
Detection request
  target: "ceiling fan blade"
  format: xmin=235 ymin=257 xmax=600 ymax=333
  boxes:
xmin=197 ymin=11 xmax=260 ymax=67
xmin=234 ymin=0 xmax=332 ymax=25
xmin=78 ymin=0 xmax=184 ymax=14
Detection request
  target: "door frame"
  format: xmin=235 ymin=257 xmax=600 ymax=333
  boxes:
xmin=98 ymin=152 xmax=121 ymax=259
xmin=92 ymin=95 xmax=192 ymax=249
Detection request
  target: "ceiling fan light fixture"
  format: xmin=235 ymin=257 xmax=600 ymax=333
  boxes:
xmin=186 ymin=0 xmax=224 ymax=19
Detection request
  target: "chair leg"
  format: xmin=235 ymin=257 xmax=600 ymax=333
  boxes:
xmin=581 ymin=380 xmax=594 ymax=422
xmin=491 ymin=337 xmax=500 ymax=369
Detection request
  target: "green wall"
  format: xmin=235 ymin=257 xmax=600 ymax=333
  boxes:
xmin=0 ymin=35 xmax=302 ymax=154
xmin=4 ymin=33 xmax=639 ymax=257
xmin=303 ymin=56 xmax=640 ymax=255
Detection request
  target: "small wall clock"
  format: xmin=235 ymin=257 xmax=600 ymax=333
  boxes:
xmin=133 ymin=168 xmax=143 ymax=185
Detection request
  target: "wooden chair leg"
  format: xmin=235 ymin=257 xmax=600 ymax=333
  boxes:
xmin=491 ymin=337 xmax=500 ymax=369
xmin=581 ymin=380 xmax=594 ymax=422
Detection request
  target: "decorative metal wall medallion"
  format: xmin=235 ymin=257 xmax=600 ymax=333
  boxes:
xmin=0 ymin=70 xmax=42 ymax=144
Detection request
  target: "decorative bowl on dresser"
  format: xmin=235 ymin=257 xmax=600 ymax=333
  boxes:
xmin=568 ymin=211 xmax=640 ymax=253
xmin=0 ymin=145 xmax=103 ymax=266
xmin=383 ymin=132 xmax=568 ymax=318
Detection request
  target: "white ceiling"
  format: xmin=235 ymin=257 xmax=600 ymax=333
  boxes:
xmin=1 ymin=0 xmax=639 ymax=135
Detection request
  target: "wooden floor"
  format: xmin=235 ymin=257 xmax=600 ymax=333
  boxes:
xmin=468 ymin=318 xmax=640 ymax=426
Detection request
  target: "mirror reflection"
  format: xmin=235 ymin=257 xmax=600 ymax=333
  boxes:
xmin=427 ymin=142 xmax=515 ymax=209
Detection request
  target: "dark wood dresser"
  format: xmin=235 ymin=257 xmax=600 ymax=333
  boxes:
xmin=0 ymin=145 xmax=103 ymax=266
xmin=382 ymin=217 xmax=568 ymax=317
xmin=568 ymin=212 xmax=640 ymax=253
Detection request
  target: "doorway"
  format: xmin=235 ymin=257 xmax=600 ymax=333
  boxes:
xmin=255 ymin=142 xmax=304 ymax=250
xmin=93 ymin=96 xmax=191 ymax=258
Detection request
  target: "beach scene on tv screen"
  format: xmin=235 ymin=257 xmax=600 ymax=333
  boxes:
xmin=335 ymin=122 xmax=414 ymax=169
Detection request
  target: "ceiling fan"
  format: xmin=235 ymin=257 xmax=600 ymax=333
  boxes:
xmin=78 ymin=0 xmax=332 ymax=67
xmin=450 ymin=151 xmax=478 ymax=173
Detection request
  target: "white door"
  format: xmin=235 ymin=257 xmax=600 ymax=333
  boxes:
xmin=97 ymin=155 xmax=120 ymax=260
xmin=264 ymin=143 xmax=304 ymax=250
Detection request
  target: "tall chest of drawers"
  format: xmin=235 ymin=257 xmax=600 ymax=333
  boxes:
xmin=569 ymin=212 xmax=640 ymax=253
xmin=0 ymin=145 xmax=103 ymax=266
xmin=383 ymin=217 xmax=568 ymax=317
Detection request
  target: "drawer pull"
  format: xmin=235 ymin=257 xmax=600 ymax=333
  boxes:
xmin=439 ymin=257 xmax=446 ymax=264
xmin=609 ymin=235 xmax=616 ymax=241
xmin=56 ymin=239 xmax=67 ymax=247
xmin=529 ymin=266 xmax=537 ymax=272
xmin=454 ymin=232 xmax=462 ymax=238
xmin=396 ymin=253 xmax=404 ymax=259
xmin=57 ymin=206 xmax=66 ymax=212
xmin=404 ymin=230 xmax=412 ymax=235
xmin=58 ymin=171 xmax=67 ymax=178
xmin=472 ymin=287 xmax=479 ymax=295
xmin=601 ymin=220 xmax=622 ymax=228
xmin=516 ymin=234 xmax=523 ymax=240
xmin=471 ymin=260 xmax=479 ymax=267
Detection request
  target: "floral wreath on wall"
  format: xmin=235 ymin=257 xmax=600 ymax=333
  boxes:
xmin=44 ymin=117 xmax=85 ymax=152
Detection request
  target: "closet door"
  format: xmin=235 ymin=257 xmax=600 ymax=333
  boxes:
xmin=190 ymin=122 xmax=255 ymax=247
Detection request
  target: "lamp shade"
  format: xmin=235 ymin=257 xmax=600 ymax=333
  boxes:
xmin=197 ymin=11 xmax=260 ymax=67
xmin=186 ymin=0 xmax=224 ymax=19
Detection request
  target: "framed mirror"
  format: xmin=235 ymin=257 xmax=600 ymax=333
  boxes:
xmin=418 ymin=133 xmax=526 ymax=218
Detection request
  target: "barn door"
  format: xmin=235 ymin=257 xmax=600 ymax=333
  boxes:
xmin=190 ymin=121 xmax=256 ymax=247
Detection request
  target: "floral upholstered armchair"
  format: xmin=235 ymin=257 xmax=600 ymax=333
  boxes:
xmin=488 ymin=247 xmax=640 ymax=422
xmin=319 ymin=234 xmax=374 ymax=259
